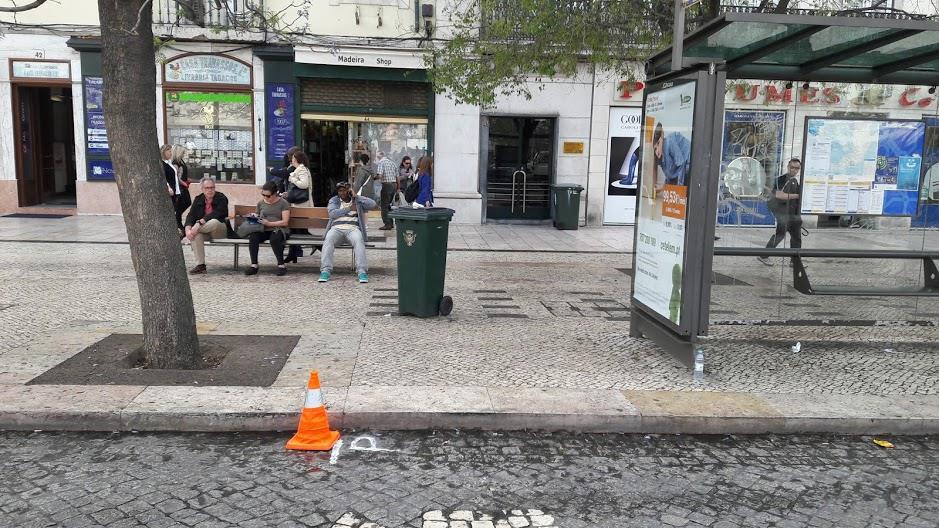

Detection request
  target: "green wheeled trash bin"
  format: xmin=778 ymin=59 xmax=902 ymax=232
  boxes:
xmin=551 ymin=184 xmax=583 ymax=230
xmin=389 ymin=207 xmax=456 ymax=317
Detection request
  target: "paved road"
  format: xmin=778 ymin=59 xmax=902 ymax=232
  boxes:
xmin=1 ymin=431 xmax=935 ymax=527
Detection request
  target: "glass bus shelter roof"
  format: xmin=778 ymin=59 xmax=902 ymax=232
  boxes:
xmin=647 ymin=11 xmax=939 ymax=85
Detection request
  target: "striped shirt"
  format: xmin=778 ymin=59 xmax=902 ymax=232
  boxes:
xmin=376 ymin=157 xmax=399 ymax=184
xmin=333 ymin=199 xmax=359 ymax=231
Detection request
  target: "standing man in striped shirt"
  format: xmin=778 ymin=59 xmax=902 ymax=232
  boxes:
xmin=376 ymin=151 xmax=399 ymax=230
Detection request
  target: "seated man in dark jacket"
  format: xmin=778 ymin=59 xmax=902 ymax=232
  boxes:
xmin=183 ymin=177 xmax=230 ymax=274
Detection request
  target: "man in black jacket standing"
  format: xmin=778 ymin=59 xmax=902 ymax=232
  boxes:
xmin=183 ymin=177 xmax=230 ymax=274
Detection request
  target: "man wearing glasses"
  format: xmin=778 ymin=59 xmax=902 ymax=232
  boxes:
xmin=183 ymin=177 xmax=230 ymax=274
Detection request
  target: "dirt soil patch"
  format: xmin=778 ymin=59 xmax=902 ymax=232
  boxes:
xmin=27 ymin=334 xmax=299 ymax=387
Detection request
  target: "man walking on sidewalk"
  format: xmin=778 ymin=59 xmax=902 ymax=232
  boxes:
xmin=183 ymin=177 xmax=229 ymax=274
xmin=319 ymin=182 xmax=377 ymax=284
xmin=759 ymin=158 xmax=803 ymax=265
xmin=376 ymin=151 xmax=398 ymax=230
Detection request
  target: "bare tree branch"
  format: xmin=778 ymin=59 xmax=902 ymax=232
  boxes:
xmin=0 ymin=0 xmax=49 ymax=13
xmin=128 ymin=0 xmax=154 ymax=34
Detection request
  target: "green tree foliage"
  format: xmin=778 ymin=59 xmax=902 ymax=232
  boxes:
xmin=427 ymin=0 xmax=701 ymax=106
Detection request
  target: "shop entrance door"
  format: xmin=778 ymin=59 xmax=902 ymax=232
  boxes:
xmin=485 ymin=117 xmax=554 ymax=220
xmin=13 ymin=85 xmax=77 ymax=207
xmin=303 ymin=119 xmax=348 ymax=206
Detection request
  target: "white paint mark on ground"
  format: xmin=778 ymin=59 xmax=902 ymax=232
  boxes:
xmin=421 ymin=510 xmax=556 ymax=528
xmin=349 ymin=435 xmax=397 ymax=453
xmin=331 ymin=511 xmax=386 ymax=528
xmin=329 ymin=438 xmax=344 ymax=465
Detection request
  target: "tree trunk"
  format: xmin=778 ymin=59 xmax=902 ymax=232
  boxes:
xmin=99 ymin=0 xmax=201 ymax=369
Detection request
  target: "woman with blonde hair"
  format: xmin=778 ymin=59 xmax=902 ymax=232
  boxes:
xmin=171 ymin=144 xmax=192 ymax=233
xmin=161 ymin=144 xmax=183 ymax=235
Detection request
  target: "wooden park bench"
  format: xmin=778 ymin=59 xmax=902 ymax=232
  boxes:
xmin=209 ymin=204 xmax=380 ymax=269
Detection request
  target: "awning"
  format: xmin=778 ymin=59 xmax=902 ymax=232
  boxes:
xmin=647 ymin=11 xmax=939 ymax=85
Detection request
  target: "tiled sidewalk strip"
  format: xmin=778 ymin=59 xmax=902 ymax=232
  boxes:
xmin=0 ymin=384 xmax=936 ymax=435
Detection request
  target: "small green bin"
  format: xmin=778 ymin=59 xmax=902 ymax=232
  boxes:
xmin=551 ymin=184 xmax=583 ymax=230
xmin=389 ymin=207 xmax=456 ymax=317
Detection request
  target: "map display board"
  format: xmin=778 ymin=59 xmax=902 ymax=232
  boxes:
xmin=801 ymin=118 xmax=925 ymax=216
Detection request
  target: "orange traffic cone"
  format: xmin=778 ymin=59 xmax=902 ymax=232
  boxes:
xmin=286 ymin=371 xmax=340 ymax=451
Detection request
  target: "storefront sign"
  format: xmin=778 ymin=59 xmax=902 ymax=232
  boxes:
xmin=633 ymin=81 xmax=696 ymax=326
xmin=87 ymin=159 xmax=115 ymax=181
xmin=164 ymin=54 xmax=251 ymax=85
xmin=616 ymin=80 xmax=645 ymax=100
xmin=604 ymin=107 xmax=642 ymax=225
xmin=562 ymin=141 xmax=584 ymax=154
xmin=727 ymin=82 xmax=938 ymax=111
xmin=266 ymin=84 xmax=295 ymax=161
xmin=84 ymin=77 xmax=109 ymax=155
xmin=11 ymin=60 xmax=70 ymax=80
xmin=295 ymin=48 xmax=425 ymax=70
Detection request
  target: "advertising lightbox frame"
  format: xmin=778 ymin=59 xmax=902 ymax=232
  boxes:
xmin=629 ymin=67 xmax=725 ymax=351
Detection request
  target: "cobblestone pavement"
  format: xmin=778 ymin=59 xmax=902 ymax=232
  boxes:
xmin=1 ymin=430 xmax=936 ymax=527
xmin=1 ymin=242 xmax=938 ymax=395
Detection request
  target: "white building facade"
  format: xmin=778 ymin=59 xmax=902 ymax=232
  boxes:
xmin=0 ymin=0 xmax=654 ymax=226
xmin=4 ymin=1 xmax=934 ymax=227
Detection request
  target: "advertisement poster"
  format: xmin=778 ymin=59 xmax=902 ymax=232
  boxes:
xmin=801 ymin=118 xmax=925 ymax=216
xmin=633 ymin=81 xmax=696 ymax=325
xmin=267 ymin=84 xmax=295 ymax=161
xmin=720 ymin=110 xmax=785 ymax=195
xmin=921 ymin=118 xmax=939 ymax=202
xmin=604 ymin=107 xmax=642 ymax=224
xmin=718 ymin=110 xmax=785 ymax=226
xmin=84 ymin=77 xmax=109 ymax=155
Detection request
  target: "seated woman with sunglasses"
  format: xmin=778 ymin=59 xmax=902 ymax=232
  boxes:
xmin=245 ymin=181 xmax=291 ymax=276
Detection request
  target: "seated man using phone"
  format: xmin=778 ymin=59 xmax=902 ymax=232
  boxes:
xmin=319 ymin=181 xmax=377 ymax=283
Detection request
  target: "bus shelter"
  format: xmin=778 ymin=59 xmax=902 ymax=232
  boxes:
xmin=629 ymin=11 xmax=939 ymax=367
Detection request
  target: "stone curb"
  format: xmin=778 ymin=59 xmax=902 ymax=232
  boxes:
xmin=0 ymin=384 xmax=936 ymax=435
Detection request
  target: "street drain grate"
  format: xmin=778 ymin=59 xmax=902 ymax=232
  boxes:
xmin=477 ymin=292 xmax=526 ymax=318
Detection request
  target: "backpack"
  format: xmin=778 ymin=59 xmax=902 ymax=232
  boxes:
xmin=404 ymin=176 xmax=421 ymax=203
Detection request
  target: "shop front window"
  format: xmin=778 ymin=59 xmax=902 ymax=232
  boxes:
xmin=165 ymin=90 xmax=254 ymax=183
xmin=348 ymin=121 xmax=428 ymax=168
